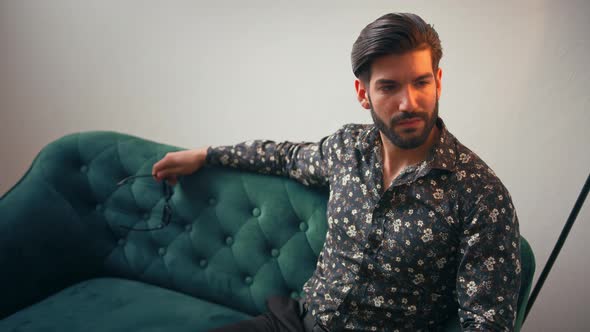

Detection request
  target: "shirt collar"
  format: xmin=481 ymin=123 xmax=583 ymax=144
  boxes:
xmin=426 ymin=117 xmax=458 ymax=173
xmin=362 ymin=117 xmax=458 ymax=173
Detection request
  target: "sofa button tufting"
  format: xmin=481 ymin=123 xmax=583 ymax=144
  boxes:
xmin=142 ymin=213 xmax=150 ymax=220
xmin=225 ymin=236 xmax=234 ymax=246
xmin=158 ymin=247 xmax=166 ymax=256
xmin=244 ymin=276 xmax=253 ymax=285
xmin=299 ymin=222 xmax=308 ymax=232
xmin=185 ymin=224 xmax=192 ymax=232
xmin=96 ymin=204 xmax=103 ymax=212
xmin=252 ymin=208 xmax=261 ymax=217
xmin=208 ymin=198 xmax=216 ymax=205
xmin=80 ymin=165 xmax=88 ymax=173
xmin=118 ymin=239 xmax=125 ymax=246
xmin=290 ymin=291 xmax=299 ymax=299
xmin=271 ymin=248 xmax=280 ymax=257
xmin=199 ymin=259 xmax=207 ymax=268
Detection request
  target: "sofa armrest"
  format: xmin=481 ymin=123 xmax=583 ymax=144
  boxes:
xmin=0 ymin=131 xmax=185 ymax=318
xmin=0 ymin=168 xmax=102 ymax=318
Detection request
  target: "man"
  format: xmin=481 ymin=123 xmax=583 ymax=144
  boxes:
xmin=152 ymin=13 xmax=521 ymax=332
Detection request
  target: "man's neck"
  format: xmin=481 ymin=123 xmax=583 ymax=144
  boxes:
xmin=380 ymin=125 xmax=440 ymax=188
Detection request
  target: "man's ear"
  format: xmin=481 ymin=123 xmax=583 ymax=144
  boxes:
xmin=435 ymin=67 xmax=442 ymax=100
xmin=354 ymin=79 xmax=371 ymax=110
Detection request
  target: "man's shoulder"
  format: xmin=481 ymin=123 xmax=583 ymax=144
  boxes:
xmin=448 ymin=134 xmax=513 ymax=201
xmin=447 ymin=137 xmax=519 ymax=232
xmin=329 ymin=123 xmax=375 ymax=144
xmin=337 ymin=123 xmax=374 ymax=136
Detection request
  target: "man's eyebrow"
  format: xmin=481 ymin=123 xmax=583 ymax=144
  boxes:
xmin=414 ymin=73 xmax=434 ymax=81
xmin=374 ymin=78 xmax=398 ymax=85
xmin=374 ymin=73 xmax=434 ymax=85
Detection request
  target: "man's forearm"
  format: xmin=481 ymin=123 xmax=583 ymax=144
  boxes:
xmin=206 ymin=139 xmax=330 ymax=187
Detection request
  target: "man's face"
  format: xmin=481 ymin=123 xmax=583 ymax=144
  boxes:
xmin=355 ymin=48 xmax=442 ymax=149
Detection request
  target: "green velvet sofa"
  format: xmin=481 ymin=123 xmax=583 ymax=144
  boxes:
xmin=0 ymin=131 xmax=535 ymax=331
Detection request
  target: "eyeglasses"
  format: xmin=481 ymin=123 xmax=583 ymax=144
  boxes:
xmin=116 ymin=174 xmax=173 ymax=231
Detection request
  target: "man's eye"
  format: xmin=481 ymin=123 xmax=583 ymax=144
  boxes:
xmin=380 ymin=85 xmax=395 ymax=92
xmin=415 ymin=81 xmax=430 ymax=88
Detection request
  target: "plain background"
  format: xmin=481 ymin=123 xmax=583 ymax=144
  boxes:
xmin=1 ymin=0 xmax=589 ymax=331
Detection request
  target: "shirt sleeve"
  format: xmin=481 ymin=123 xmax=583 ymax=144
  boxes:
xmin=205 ymin=131 xmax=340 ymax=187
xmin=456 ymin=182 xmax=521 ymax=331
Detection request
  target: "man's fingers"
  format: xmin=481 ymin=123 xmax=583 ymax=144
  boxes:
xmin=167 ymin=177 xmax=178 ymax=186
xmin=154 ymin=167 xmax=183 ymax=181
xmin=152 ymin=149 xmax=200 ymax=183
xmin=152 ymin=159 xmax=168 ymax=177
xmin=152 ymin=152 xmax=181 ymax=174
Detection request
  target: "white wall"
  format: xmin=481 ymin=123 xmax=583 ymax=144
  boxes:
xmin=1 ymin=0 xmax=589 ymax=330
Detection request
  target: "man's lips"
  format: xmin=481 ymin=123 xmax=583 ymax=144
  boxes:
xmin=395 ymin=118 xmax=423 ymax=126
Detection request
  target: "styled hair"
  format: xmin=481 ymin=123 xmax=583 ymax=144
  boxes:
xmin=351 ymin=13 xmax=443 ymax=83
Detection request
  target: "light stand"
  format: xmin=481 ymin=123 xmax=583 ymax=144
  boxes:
xmin=523 ymin=172 xmax=590 ymax=322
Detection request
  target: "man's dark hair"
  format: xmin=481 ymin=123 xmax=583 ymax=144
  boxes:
xmin=351 ymin=13 xmax=443 ymax=84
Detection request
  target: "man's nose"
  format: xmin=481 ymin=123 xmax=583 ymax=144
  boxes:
xmin=398 ymin=86 xmax=418 ymax=112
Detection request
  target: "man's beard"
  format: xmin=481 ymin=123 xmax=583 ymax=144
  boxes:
xmin=370 ymin=97 xmax=439 ymax=150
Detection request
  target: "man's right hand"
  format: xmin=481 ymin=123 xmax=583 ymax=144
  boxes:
xmin=151 ymin=147 xmax=209 ymax=186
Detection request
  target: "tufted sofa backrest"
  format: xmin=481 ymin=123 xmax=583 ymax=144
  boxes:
xmin=1 ymin=131 xmax=328 ymax=316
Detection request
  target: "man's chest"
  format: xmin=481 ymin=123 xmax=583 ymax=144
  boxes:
xmin=325 ymin=160 xmax=462 ymax=277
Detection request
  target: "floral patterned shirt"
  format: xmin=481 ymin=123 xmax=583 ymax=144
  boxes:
xmin=206 ymin=118 xmax=521 ymax=331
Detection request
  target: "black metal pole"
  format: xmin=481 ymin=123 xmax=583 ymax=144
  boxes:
xmin=523 ymin=172 xmax=590 ymax=323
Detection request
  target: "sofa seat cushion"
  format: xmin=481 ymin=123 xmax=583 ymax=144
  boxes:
xmin=0 ymin=277 xmax=251 ymax=332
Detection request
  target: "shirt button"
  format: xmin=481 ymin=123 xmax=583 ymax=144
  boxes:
xmin=158 ymin=248 xmax=166 ymax=256
xmin=142 ymin=213 xmax=150 ymax=220
xmin=252 ymin=208 xmax=261 ymax=217
xmin=96 ymin=204 xmax=103 ymax=212
xmin=244 ymin=276 xmax=253 ymax=285
xmin=225 ymin=236 xmax=234 ymax=246
xmin=199 ymin=259 xmax=208 ymax=268
xmin=208 ymin=198 xmax=216 ymax=205
xmin=185 ymin=224 xmax=192 ymax=232
xmin=299 ymin=222 xmax=308 ymax=232
xmin=80 ymin=165 xmax=88 ymax=173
